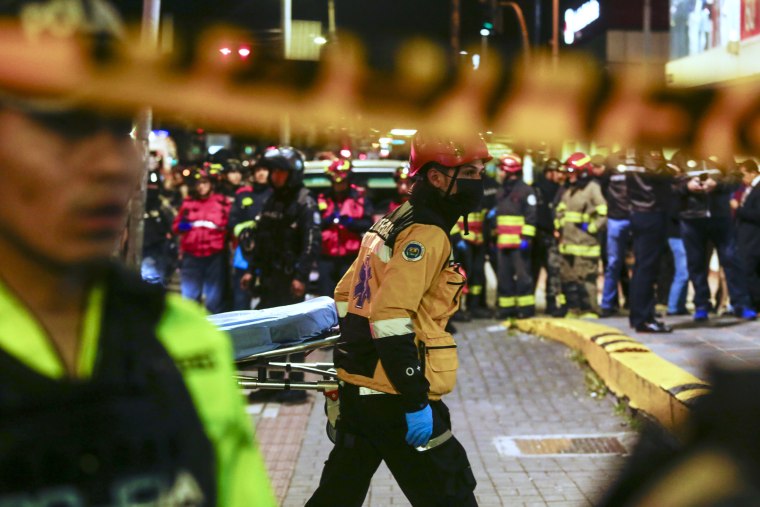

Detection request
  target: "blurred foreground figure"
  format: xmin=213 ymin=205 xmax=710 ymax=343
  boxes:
xmin=598 ymin=366 xmax=760 ymax=507
xmin=306 ymin=131 xmax=486 ymax=506
xmin=0 ymin=1 xmax=274 ymax=504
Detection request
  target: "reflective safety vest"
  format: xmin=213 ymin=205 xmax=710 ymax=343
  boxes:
xmin=494 ymin=179 xmax=537 ymax=249
xmin=554 ymin=179 xmax=608 ymax=257
xmin=452 ymin=209 xmax=487 ymax=245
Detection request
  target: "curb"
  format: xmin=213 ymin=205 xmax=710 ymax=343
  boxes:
xmin=513 ymin=318 xmax=710 ymax=431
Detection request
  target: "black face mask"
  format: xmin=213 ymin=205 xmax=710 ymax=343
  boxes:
xmin=445 ymin=178 xmax=484 ymax=215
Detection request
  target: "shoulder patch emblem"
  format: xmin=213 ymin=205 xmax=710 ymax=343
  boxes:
xmin=242 ymin=197 xmax=254 ymax=207
xmin=527 ymin=194 xmax=537 ymax=206
xmin=402 ymin=241 xmax=425 ymax=262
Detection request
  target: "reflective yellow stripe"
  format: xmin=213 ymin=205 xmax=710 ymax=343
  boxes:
xmin=470 ymin=285 xmax=483 ymax=295
xmin=498 ymin=297 xmax=516 ymax=308
xmin=596 ymin=205 xmax=608 ymax=215
xmin=556 ymin=202 xmax=567 ymax=211
xmin=517 ymin=295 xmax=535 ymax=306
xmin=497 ymin=215 xmax=525 ymax=225
xmin=563 ymin=211 xmax=584 ymax=223
xmin=559 ymin=243 xmax=601 ymax=257
xmin=450 ymin=223 xmax=462 ymax=235
xmin=588 ymin=222 xmax=599 ymax=234
xmin=318 ymin=201 xmax=328 ymax=211
xmin=463 ymin=233 xmax=484 ymax=243
xmin=554 ymin=219 xmax=561 ymax=230
xmin=522 ymin=225 xmax=536 ymax=237
xmin=557 ymin=294 xmax=567 ymax=305
xmin=497 ymin=234 xmax=522 ymax=247
xmin=233 ymin=220 xmax=256 ymax=238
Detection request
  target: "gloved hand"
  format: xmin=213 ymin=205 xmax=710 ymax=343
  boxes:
xmin=519 ymin=239 xmax=531 ymax=250
xmin=455 ymin=238 xmax=468 ymax=252
xmin=178 ymin=220 xmax=192 ymax=232
xmin=405 ymin=405 xmax=433 ymax=447
xmin=338 ymin=215 xmax=354 ymax=226
xmin=580 ymin=223 xmax=589 ymax=233
xmin=331 ymin=213 xmax=341 ymax=225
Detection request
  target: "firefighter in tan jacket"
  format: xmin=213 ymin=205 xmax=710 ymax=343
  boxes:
xmin=554 ymin=152 xmax=608 ymax=318
xmin=307 ymin=131 xmax=489 ymax=507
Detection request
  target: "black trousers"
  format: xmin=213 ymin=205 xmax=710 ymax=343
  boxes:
xmin=317 ymin=255 xmax=356 ymax=297
xmin=739 ymin=233 xmax=760 ymax=309
xmin=497 ymin=247 xmax=534 ymax=317
xmin=681 ymin=217 xmax=750 ymax=311
xmin=455 ymin=241 xmax=488 ymax=309
xmin=629 ymin=212 xmax=668 ymax=328
xmin=258 ymin=272 xmax=305 ymax=381
xmin=306 ymin=384 xmax=478 ymax=507
xmin=531 ymin=230 xmax=562 ymax=311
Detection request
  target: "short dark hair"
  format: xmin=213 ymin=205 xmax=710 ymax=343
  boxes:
xmin=738 ymin=159 xmax=759 ymax=174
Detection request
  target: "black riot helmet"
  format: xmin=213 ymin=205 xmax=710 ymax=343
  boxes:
xmin=255 ymin=146 xmax=305 ymax=191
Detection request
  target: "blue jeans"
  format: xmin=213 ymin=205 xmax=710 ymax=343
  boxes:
xmin=141 ymin=244 xmax=168 ymax=286
xmin=601 ymin=218 xmax=631 ymax=310
xmin=180 ymin=252 xmax=226 ymax=314
xmin=667 ymin=238 xmax=689 ymax=313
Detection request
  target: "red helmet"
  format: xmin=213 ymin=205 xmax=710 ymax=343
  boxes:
xmin=499 ymin=154 xmax=523 ymax=173
xmin=564 ymin=152 xmax=593 ymax=174
xmin=326 ymin=158 xmax=352 ymax=183
xmin=409 ymin=131 xmax=492 ymax=177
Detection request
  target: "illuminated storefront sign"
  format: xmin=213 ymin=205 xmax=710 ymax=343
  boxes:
xmin=564 ymin=0 xmax=600 ymax=44
xmin=742 ymin=0 xmax=760 ymax=40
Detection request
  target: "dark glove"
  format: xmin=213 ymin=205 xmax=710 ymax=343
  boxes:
xmin=405 ymin=405 xmax=433 ymax=447
xmin=178 ymin=220 xmax=192 ymax=232
xmin=338 ymin=215 xmax=354 ymax=226
xmin=519 ymin=239 xmax=531 ymax=250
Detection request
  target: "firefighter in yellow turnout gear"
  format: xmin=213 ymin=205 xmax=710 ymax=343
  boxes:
xmin=306 ymin=131 xmax=489 ymax=507
xmin=555 ymin=152 xmax=608 ymax=317
xmin=493 ymin=154 xmax=538 ymax=319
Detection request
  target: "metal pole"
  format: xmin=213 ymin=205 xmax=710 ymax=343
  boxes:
xmin=328 ymin=0 xmax=336 ymax=37
xmin=500 ymin=2 xmax=531 ymax=63
xmin=534 ymin=0 xmax=542 ymax=47
xmin=282 ymin=0 xmax=292 ymax=59
xmin=643 ymin=0 xmax=651 ymax=63
xmin=126 ymin=0 xmax=161 ymax=269
xmin=552 ymin=0 xmax=559 ymax=69
xmin=451 ymin=0 xmax=461 ymax=66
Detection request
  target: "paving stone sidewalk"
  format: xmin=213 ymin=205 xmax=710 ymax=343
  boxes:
xmin=590 ymin=312 xmax=760 ymax=379
xmin=250 ymin=321 xmax=637 ymax=507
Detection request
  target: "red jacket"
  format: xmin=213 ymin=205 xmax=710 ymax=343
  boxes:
xmin=317 ymin=186 xmax=373 ymax=257
xmin=173 ymin=193 xmax=230 ymax=257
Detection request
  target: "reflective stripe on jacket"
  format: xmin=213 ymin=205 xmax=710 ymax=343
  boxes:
xmin=494 ymin=179 xmax=537 ymax=249
xmin=333 ymin=201 xmax=465 ymax=411
xmin=555 ymin=179 xmax=607 ymax=257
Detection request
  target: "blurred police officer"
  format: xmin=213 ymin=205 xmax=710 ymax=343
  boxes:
xmin=621 ymin=147 xmax=675 ymax=333
xmin=673 ymin=152 xmax=756 ymax=321
xmin=493 ymin=154 xmax=538 ymax=319
xmin=306 ymin=130 xmax=486 ymax=507
xmin=598 ymin=154 xmax=632 ymax=317
xmin=316 ymin=158 xmax=374 ymax=297
xmin=0 ymin=0 xmax=275 ymax=503
xmin=245 ymin=146 xmax=321 ymax=403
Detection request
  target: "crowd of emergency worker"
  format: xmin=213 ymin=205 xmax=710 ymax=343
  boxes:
xmin=145 ymin=144 xmax=760 ymax=348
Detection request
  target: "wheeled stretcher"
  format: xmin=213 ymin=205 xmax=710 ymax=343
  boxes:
xmin=207 ymin=296 xmax=341 ymax=394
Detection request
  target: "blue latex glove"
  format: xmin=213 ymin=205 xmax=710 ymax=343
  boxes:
xmin=405 ymin=405 xmax=433 ymax=447
xmin=178 ymin=220 xmax=192 ymax=232
xmin=455 ymin=238 xmax=468 ymax=252
xmin=485 ymin=208 xmax=496 ymax=220
xmin=338 ymin=215 xmax=354 ymax=226
xmin=580 ymin=223 xmax=589 ymax=232
xmin=519 ymin=239 xmax=530 ymax=250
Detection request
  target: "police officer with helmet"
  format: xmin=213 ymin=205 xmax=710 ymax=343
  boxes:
xmin=306 ymin=130 xmax=486 ymax=506
xmin=0 ymin=0 xmax=275 ymax=504
xmin=244 ymin=146 xmax=321 ymax=404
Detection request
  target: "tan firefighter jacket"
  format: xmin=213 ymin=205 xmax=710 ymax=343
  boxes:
xmin=333 ymin=201 xmax=465 ymax=412
xmin=554 ymin=179 xmax=608 ymax=257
